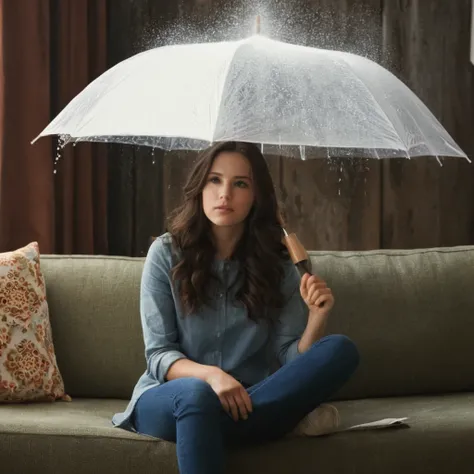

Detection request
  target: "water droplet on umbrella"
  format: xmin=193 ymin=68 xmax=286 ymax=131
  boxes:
xmin=53 ymin=136 xmax=66 ymax=175
xmin=299 ymin=145 xmax=306 ymax=161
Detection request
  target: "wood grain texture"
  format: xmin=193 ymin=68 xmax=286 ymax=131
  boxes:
xmin=381 ymin=0 xmax=474 ymax=248
xmin=162 ymin=151 xmax=197 ymax=225
xmin=278 ymin=0 xmax=383 ymax=250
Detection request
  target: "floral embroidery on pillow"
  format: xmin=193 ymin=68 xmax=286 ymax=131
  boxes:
xmin=0 ymin=242 xmax=70 ymax=402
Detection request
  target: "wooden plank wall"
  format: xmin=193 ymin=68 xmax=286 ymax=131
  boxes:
xmin=107 ymin=0 xmax=474 ymax=256
xmin=381 ymin=1 xmax=474 ymax=248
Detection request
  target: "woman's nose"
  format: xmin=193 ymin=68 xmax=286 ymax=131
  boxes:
xmin=219 ymin=182 xmax=232 ymax=199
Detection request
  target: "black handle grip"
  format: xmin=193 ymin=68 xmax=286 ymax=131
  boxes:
xmin=295 ymin=260 xmax=311 ymax=277
xmin=295 ymin=260 xmax=325 ymax=308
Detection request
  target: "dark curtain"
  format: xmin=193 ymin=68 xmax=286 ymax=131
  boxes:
xmin=0 ymin=0 xmax=108 ymax=254
xmin=51 ymin=0 xmax=108 ymax=254
xmin=0 ymin=0 xmax=54 ymax=253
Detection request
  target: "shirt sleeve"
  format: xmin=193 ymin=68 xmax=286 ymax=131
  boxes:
xmin=272 ymin=261 xmax=309 ymax=366
xmin=140 ymin=237 xmax=187 ymax=383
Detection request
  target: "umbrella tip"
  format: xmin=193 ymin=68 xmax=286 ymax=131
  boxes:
xmin=255 ymin=15 xmax=261 ymax=34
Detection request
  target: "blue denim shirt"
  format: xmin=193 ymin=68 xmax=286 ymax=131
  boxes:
xmin=112 ymin=232 xmax=308 ymax=431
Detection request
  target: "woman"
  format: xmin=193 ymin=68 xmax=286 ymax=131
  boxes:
xmin=113 ymin=141 xmax=359 ymax=474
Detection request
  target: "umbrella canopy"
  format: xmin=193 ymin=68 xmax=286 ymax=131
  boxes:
xmin=34 ymin=34 xmax=469 ymax=161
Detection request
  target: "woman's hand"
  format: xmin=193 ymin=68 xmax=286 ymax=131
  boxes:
xmin=205 ymin=368 xmax=253 ymax=422
xmin=300 ymin=273 xmax=335 ymax=317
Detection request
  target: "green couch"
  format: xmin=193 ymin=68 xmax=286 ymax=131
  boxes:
xmin=2 ymin=245 xmax=474 ymax=473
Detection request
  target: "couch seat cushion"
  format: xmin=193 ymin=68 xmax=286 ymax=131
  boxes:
xmin=1 ymin=394 xmax=473 ymax=474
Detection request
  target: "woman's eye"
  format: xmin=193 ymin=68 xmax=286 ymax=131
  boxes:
xmin=209 ymin=176 xmax=220 ymax=184
xmin=235 ymin=180 xmax=248 ymax=188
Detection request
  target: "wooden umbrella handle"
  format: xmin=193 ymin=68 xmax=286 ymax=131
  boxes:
xmin=282 ymin=232 xmax=311 ymax=274
xmin=255 ymin=15 xmax=261 ymax=34
xmin=282 ymin=232 xmax=325 ymax=308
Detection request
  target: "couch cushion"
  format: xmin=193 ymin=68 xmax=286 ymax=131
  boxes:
xmin=309 ymin=246 xmax=474 ymax=399
xmin=40 ymin=246 xmax=474 ymax=400
xmin=40 ymin=255 xmax=145 ymax=399
xmin=1 ymin=394 xmax=473 ymax=474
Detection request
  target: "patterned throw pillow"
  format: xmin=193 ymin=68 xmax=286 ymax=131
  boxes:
xmin=0 ymin=242 xmax=70 ymax=402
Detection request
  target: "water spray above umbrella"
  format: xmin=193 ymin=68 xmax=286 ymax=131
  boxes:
xmin=32 ymin=16 xmax=469 ymax=162
xmin=32 ymin=16 xmax=470 ymax=295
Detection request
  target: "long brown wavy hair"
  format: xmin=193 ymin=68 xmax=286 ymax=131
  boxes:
xmin=168 ymin=141 xmax=290 ymax=322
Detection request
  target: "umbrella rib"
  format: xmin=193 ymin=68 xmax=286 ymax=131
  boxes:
xmin=210 ymin=42 xmax=245 ymax=143
xmin=336 ymin=57 xmax=410 ymax=158
xmin=402 ymin=95 xmax=454 ymax=159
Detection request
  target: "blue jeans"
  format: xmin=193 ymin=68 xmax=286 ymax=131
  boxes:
xmin=133 ymin=334 xmax=359 ymax=474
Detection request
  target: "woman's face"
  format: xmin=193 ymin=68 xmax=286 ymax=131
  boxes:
xmin=202 ymin=151 xmax=255 ymax=229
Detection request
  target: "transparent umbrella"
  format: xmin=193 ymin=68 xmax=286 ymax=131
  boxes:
xmin=33 ymin=32 xmax=469 ymax=163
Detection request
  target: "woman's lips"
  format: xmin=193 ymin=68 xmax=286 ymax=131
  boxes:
xmin=215 ymin=206 xmax=233 ymax=213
